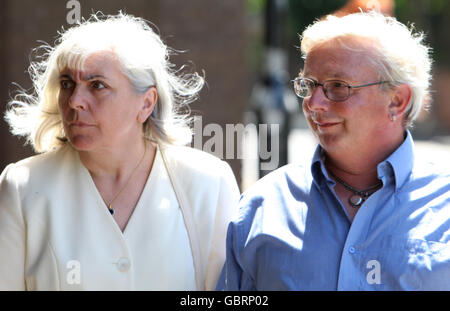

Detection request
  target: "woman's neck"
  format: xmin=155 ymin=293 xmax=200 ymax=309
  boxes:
xmin=78 ymin=138 xmax=153 ymax=181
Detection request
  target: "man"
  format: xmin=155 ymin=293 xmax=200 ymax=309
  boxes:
xmin=217 ymin=11 xmax=450 ymax=290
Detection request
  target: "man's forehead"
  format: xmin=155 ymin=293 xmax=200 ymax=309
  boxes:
xmin=302 ymin=45 xmax=375 ymax=81
xmin=301 ymin=69 xmax=351 ymax=79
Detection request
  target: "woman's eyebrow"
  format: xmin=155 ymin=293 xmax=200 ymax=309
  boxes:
xmin=59 ymin=74 xmax=72 ymax=80
xmin=58 ymin=73 xmax=108 ymax=81
xmin=81 ymin=74 xmax=107 ymax=81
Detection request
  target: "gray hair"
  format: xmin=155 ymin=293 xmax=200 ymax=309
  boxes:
xmin=300 ymin=11 xmax=432 ymax=127
xmin=5 ymin=12 xmax=204 ymax=152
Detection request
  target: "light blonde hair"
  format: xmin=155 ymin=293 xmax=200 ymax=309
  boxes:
xmin=300 ymin=11 xmax=432 ymax=127
xmin=4 ymin=12 xmax=204 ymax=152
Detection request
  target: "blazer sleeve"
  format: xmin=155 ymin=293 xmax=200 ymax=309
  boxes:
xmin=203 ymin=160 xmax=240 ymax=291
xmin=0 ymin=164 xmax=26 ymax=290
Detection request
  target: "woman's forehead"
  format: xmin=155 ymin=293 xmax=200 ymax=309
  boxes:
xmin=58 ymin=51 xmax=120 ymax=78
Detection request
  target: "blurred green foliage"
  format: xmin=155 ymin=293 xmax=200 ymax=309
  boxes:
xmin=396 ymin=0 xmax=450 ymax=66
xmin=247 ymin=0 xmax=266 ymax=13
xmin=248 ymin=0 xmax=450 ymax=67
xmin=287 ymin=0 xmax=346 ymax=37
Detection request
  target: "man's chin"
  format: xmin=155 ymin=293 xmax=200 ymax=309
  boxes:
xmin=316 ymin=132 xmax=345 ymax=153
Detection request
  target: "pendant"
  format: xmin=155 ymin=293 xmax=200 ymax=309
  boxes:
xmin=108 ymin=205 xmax=115 ymax=215
xmin=349 ymin=194 xmax=364 ymax=208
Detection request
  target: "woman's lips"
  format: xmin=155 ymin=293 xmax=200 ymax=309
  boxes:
xmin=70 ymin=121 xmax=94 ymax=127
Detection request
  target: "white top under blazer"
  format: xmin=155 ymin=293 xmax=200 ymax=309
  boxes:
xmin=0 ymin=144 xmax=240 ymax=290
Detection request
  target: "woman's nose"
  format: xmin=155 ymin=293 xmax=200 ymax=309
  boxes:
xmin=68 ymin=85 xmax=89 ymax=111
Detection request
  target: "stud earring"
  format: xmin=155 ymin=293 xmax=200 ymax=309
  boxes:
xmin=390 ymin=114 xmax=397 ymax=122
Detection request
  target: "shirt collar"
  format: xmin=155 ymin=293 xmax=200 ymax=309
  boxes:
xmin=377 ymin=130 xmax=414 ymax=191
xmin=310 ymin=130 xmax=414 ymax=191
xmin=311 ymin=146 xmax=330 ymax=188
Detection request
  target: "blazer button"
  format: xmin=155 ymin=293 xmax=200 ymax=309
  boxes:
xmin=116 ymin=257 xmax=131 ymax=272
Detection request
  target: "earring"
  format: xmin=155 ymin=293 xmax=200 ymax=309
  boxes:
xmin=390 ymin=114 xmax=397 ymax=122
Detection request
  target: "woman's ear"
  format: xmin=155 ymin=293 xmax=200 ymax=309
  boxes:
xmin=388 ymin=83 xmax=412 ymax=119
xmin=137 ymin=86 xmax=158 ymax=123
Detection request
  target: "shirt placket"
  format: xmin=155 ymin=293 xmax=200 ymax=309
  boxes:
xmin=333 ymin=178 xmax=389 ymax=291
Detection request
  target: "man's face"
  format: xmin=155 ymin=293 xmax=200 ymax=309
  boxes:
xmin=301 ymin=40 xmax=393 ymax=155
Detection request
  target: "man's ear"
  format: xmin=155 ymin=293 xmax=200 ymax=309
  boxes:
xmin=388 ymin=83 xmax=412 ymax=118
xmin=137 ymin=86 xmax=158 ymax=123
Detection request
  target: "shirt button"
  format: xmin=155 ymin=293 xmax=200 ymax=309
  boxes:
xmin=116 ymin=257 xmax=131 ymax=272
xmin=348 ymin=246 xmax=356 ymax=254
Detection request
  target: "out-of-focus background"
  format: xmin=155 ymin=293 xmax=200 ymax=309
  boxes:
xmin=1 ymin=0 xmax=449 ymax=192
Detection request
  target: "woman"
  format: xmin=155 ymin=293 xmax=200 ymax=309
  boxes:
xmin=0 ymin=12 xmax=240 ymax=290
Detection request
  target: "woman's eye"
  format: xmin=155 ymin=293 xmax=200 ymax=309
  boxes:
xmin=60 ymin=80 xmax=74 ymax=89
xmin=92 ymin=81 xmax=106 ymax=90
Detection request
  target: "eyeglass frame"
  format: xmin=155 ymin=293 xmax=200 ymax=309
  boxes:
xmin=291 ymin=77 xmax=392 ymax=102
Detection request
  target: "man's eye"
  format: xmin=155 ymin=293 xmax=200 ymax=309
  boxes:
xmin=92 ymin=81 xmax=106 ymax=90
xmin=60 ymin=80 xmax=74 ymax=89
xmin=330 ymin=81 xmax=347 ymax=88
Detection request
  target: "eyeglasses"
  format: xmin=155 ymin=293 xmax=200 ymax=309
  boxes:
xmin=292 ymin=77 xmax=390 ymax=102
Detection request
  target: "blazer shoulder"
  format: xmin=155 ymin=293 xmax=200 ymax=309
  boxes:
xmin=161 ymin=145 xmax=232 ymax=178
xmin=1 ymin=145 xmax=75 ymax=188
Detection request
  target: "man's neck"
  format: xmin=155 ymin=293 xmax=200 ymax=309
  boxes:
xmin=324 ymin=131 xmax=406 ymax=189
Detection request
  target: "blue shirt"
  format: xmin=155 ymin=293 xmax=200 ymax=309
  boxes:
xmin=217 ymin=131 xmax=450 ymax=290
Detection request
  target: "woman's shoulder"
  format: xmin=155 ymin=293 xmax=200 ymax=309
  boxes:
xmin=1 ymin=145 xmax=75 ymax=184
xmin=159 ymin=145 xmax=239 ymax=197
xmin=161 ymin=145 xmax=232 ymax=176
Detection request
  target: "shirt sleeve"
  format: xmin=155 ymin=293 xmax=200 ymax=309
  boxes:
xmin=216 ymin=221 xmax=242 ymax=290
xmin=216 ymin=216 xmax=257 ymax=291
xmin=0 ymin=164 xmax=26 ymax=290
xmin=216 ymin=190 xmax=259 ymax=291
xmin=203 ymin=161 xmax=240 ymax=291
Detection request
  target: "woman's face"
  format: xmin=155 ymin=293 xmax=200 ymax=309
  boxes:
xmin=58 ymin=51 xmax=156 ymax=152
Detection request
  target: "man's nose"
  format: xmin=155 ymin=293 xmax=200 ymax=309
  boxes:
xmin=305 ymin=86 xmax=330 ymax=112
xmin=68 ymin=85 xmax=89 ymax=111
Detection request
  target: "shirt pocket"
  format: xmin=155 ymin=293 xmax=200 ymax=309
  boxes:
xmin=398 ymin=239 xmax=450 ymax=290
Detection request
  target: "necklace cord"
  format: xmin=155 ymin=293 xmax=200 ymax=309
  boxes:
xmin=326 ymin=164 xmax=383 ymax=208
xmin=327 ymin=168 xmax=382 ymax=195
xmin=107 ymin=141 xmax=148 ymax=213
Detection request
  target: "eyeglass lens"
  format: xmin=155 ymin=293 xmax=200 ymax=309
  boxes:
xmin=294 ymin=79 xmax=350 ymax=101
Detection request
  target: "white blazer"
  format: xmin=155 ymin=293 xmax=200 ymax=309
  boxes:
xmin=0 ymin=144 xmax=240 ymax=290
